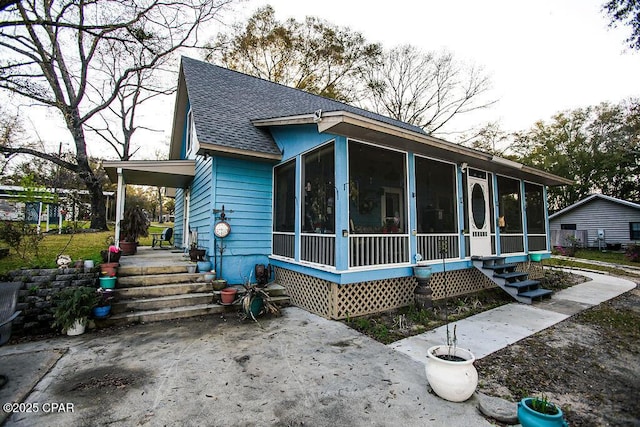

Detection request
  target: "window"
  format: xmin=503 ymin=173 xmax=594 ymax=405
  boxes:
xmin=630 ymin=222 xmax=640 ymax=240
xmin=525 ymin=183 xmax=546 ymax=234
xmin=497 ymin=176 xmax=523 ymax=233
xmin=302 ymin=143 xmax=335 ymax=233
xmin=415 ymin=157 xmax=457 ymax=233
xmin=348 ymin=141 xmax=407 ymax=234
xmin=561 ymin=224 xmax=577 ymax=231
xmin=186 ymin=109 xmax=195 ymax=154
xmin=273 ymin=160 xmax=296 ymax=232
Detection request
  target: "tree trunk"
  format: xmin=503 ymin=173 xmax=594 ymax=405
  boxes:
xmin=66 ymin=108 xmax=108 ymax=231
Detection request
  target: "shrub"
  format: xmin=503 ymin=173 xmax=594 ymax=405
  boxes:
xmin=625 ymin=244 xmax=640 ymax=262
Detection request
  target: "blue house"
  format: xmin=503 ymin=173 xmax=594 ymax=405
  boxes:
xmin=105 ymin=57 xmax=571 ymax=319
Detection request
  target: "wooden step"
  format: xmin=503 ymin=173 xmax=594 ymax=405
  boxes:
xmin=95 ymin=303 xmax=227 ymax=327
xmin=482 ymin=263 xmax=518 ymax=271
xmin=111 ymin=293 xmax=215 ymax=314
xmin=117 ymin=273 xmax=204 ymax=287
xmin=494 ymin=271 xmax=528 ymax=281
xmin=115 ymin=282 xmax=213 ymax=298
xmin=504 ymin=280 xmax=541 ymax=291
xmin=518 ymin=288 xmax=553 ymax=300
xmin=117 ymin=264 xmax=193 ymax=277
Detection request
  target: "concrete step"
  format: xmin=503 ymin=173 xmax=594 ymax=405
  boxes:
xmin=117 ymin=264 xmax=193 ymax=277
xmin=111 ymin=293 xmax=215 ymax=314
xmin=95 ymin=303 xmax=227 ymax=327
xmin=97 ymin=296 xmax=291 ymax=327
xmin=115 ymin=282 xmax=213 ymax=298
xmin=117 ymin=273 xmax=204 ymax=287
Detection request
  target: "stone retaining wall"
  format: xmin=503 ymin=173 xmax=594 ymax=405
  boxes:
xmin=3 ymin=267 xmax=99 ymax=336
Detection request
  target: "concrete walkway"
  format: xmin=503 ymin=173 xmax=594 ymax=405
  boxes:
xmin=390 ymin=271 xmax=637 ymax=362
xmin=0 ymin=270 xmax=636 ymax=426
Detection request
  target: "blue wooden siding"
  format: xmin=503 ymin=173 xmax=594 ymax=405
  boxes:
xmin=269 ymin=125 xmax=339 ymax=161
xmin=174 ymin=188 xmax=185 ymax=247
xmin=189 ymin=155 xmax=213 ymax=251
xmin=211 ymin=157 xmax=273 ymax=283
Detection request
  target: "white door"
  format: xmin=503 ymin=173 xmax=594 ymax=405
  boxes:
xmin=467 ymin=170 xmax=492 ymax=256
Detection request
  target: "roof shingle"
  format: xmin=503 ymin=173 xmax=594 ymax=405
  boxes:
xmin=181 ymin=56 xmax=427 ymax=156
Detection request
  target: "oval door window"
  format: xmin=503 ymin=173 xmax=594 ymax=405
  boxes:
xmin=471 ymin=183 xmax=486 ymax=229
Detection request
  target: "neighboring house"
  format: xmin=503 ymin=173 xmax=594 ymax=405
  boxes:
xmin=103 ymin=57 xmax=571 ymax=319
xmin=549 ymin=194 xmax=640 ymax=249
xmin=0 ymin=185 xmax=115 ymax=224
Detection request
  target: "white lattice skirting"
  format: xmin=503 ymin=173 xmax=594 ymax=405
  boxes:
xmin=275 ymin=262 xmax=539 ymax=320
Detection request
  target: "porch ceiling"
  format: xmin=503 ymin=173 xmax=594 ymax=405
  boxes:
xmin=102 ymin=160 xmax=195 ymax=188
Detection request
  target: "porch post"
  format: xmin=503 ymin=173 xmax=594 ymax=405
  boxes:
xmin=520 ymin=180 xmax=529 ymax=253
xmin=407 ymin=153 xmax=418 ymax=262
xmin=493 ymin=173 xmax=501 ymax=256
xmin=457 ymin=166 xmax=466 ymax=259
xmin=543 ymin=185 xmax=550 ymax=252
xmin=114 ymin=167 xmax=126 ymax=247
xmin=294 ymin=155 xmax=302 ymax=262
xmin=334 ymin=136 xmax=349 ymax=271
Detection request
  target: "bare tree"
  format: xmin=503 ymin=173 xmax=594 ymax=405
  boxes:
xmin=206 ymin=5 xmax=381 ymax=102
xmin=360 ymin=45 xmax=496 ymax=135
xmin=85 ymin=68 xmax=174 ymax=161
xmin=0 ymin=0 xmax=232 ymax=230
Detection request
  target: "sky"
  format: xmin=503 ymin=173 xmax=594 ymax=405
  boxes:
xmin=248 ymin=0 xmax=640 ymax=135
xmin=8 ymin=0 xmax=640 ymax=160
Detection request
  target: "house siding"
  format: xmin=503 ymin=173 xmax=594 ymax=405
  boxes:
xmin=174 ymin=188 xmax=185 ymax=248
xmin=210 ymin=157 xmax=274 ymax=283
xmin=550 ymin=198 xmax=640 ymax=247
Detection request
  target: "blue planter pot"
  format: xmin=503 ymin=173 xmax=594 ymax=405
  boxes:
xmin=413 ymin=265 xmax=432 ymax=280
xmin=92 ymin=305 xmax=111 ymax=318
xmin=518 ymin=398 xmax=568 ymax=427
xmin=196 ymin=261 xmax=211 ymax=273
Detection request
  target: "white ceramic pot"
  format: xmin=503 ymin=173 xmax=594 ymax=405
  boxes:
xmin=425 ymin=345 xmax=478 ymax=402
xmin=66 ymin=319 xmax=86 ymax=336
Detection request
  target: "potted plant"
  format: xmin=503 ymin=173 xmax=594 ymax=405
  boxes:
xmin=518 ymin=395 xmax=568 ymax=427
xmin=92 ymin=288 xmax=114 ymax=319
xmin=119 ymin=205 xmax=149 ymax=255
xmin=52 ymin=286 xmax=99 ymax=336
xmin=424 ymin=241 xmax=478 ymax=402
xmin=240 ymin=283 xmax=279 ymax=321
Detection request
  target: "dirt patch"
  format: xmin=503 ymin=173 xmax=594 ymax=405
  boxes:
xmin=342 ymin=270 xmax=586 ymax=344
xmin=54 ymin=366 xmax=148 ymax=398
xmin=476 ymin=281 xmax=640 ymax=426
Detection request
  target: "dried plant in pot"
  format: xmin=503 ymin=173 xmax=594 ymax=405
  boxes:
xmin=120 ymin=206 xmax=150 ymax=255
xmin=424 ymin=241 xmax=478 ymax=402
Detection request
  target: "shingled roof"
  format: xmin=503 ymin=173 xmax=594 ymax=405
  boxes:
xmin=178 ymin=56 xmax=427 ymax=158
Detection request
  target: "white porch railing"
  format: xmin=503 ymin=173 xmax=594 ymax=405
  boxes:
xmin=272 ymin=232 xmax=295 ymax=259
xmin=349 ymin=234 xmax=409 ymax=267
xmin=301 ymin=234 xmax=336 ymax=266
xmin=417 ymin=234 xmax=459 ymax=260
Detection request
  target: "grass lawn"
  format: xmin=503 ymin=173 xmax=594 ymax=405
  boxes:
xmin=571 ymin=248 xmax=635 ymax=266
xmin=0 ymin=222 xmax=174 ymax=275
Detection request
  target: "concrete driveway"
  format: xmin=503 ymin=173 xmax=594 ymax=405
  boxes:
xmin=1 ymin=307 xmax=490 ymax=426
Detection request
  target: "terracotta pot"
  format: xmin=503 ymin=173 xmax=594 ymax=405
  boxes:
xmin=120 ymin=241 xmax=137 ymax=256
xmin=100 ymin=263 xmax=118 ymax=277
xmin=220 ymin=287 xmax=237 ymax=304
